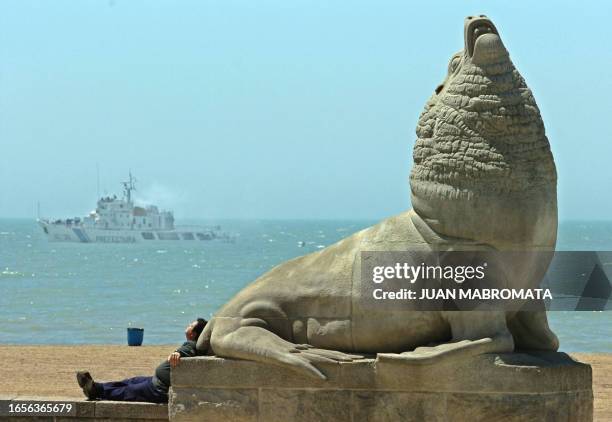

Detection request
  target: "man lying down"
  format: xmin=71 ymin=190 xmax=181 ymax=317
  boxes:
xmin=76 ymin=318 xmax=207 ymax=403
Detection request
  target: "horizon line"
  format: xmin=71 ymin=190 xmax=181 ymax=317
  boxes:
xmin=1 ymin=216 xmax=611 ymax=224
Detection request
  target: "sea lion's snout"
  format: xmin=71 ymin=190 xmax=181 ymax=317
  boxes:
xmin=464 ymin=15 xmax=508 ymax=65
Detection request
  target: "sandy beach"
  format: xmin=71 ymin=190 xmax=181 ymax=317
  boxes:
xmin=0 ymin=345 xmax=172 ymax=398
xmin=0 ymin=346 xmax=609 ymax=420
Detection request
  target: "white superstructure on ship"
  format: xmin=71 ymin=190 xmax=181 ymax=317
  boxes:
xmin=38 ymin=174 xmax=226 ymax=243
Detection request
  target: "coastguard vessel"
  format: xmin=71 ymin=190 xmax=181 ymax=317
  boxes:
xmin=38 ymin=174 xmax=227 ymax=243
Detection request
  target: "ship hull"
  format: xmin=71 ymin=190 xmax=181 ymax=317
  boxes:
xmin=38 ymin=221 xmax=217 ymax=243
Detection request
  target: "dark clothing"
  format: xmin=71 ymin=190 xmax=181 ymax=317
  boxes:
xmin=94 ymin=341 xmax=198 ymax=403
xmin=95 ymin=376 xmax=167 ymax=403
xmin=152 ymin=341 xmax=197 ymax=391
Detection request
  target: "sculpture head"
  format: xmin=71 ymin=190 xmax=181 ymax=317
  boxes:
xmin=410 ymin=16 xmax=557 ymax=248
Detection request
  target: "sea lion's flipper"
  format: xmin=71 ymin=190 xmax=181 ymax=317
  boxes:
xmin=294 ymin=344 xmax=363 ymax=361
xmin=209 ymin=318 xmax=361 ymax=379
xmin=378 ymin=311 xmax=514 ymax=364
xmin=507 ymin=308 xmax=559 ymax=351
xmin=378 ymin=337 xmax=511 ymax=364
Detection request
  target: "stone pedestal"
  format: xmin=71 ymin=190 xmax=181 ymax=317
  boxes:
xmin=169 ymin=352 xmax=592 ymax=422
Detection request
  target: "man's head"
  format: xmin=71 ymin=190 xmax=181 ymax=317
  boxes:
xmin=185 ymin=318 xmax=207 ymax=341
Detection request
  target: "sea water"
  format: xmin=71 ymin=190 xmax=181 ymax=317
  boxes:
xmin=0 ymin=219 xmax=610 ymax=352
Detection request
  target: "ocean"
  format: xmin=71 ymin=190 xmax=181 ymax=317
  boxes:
xmin=0 ymin=218 xmax=610 ymax=352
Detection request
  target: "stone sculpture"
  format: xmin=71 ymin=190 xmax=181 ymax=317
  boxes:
xmin=197 ymin=15 xmax=559 ymax=379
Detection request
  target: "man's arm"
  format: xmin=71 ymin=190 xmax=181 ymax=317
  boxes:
xmin=167 ymin=351 xmax=181 ymax=368
xmin=167 ymin=341 xmax=197 ymax=368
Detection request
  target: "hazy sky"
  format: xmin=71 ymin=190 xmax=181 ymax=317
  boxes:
xmin=1 ymin=1 xmax=611 ymax=220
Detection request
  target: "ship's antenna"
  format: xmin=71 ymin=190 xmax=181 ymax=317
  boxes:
xmin=122 ymin=171 xmax=137 ymax=204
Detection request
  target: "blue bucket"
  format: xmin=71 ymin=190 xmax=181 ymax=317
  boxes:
xmin=127 ymin=327 xmax=144 ymax=346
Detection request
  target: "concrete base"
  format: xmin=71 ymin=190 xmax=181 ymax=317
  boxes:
xmin=169 ymin=352 xmax=593 ymax=422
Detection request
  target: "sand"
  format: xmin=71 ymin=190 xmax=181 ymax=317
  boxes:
xmin=0 ymin=345 xmax=172 ymax=398
xmin=0 ymin=346 xmax=609 ymax=420
xmin=573 ymin=353 xmax=612 ymax=421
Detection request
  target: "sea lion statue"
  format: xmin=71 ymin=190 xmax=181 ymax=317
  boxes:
xmin=197 ymin=15 xmax=559 ymax=379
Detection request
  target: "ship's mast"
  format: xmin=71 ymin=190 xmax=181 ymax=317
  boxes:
xmin=122 ymin=172 xmax=136 ymax=205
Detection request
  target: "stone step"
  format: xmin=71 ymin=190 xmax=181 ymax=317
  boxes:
xmin=0 ymin=396 xmax=168 ymax=421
